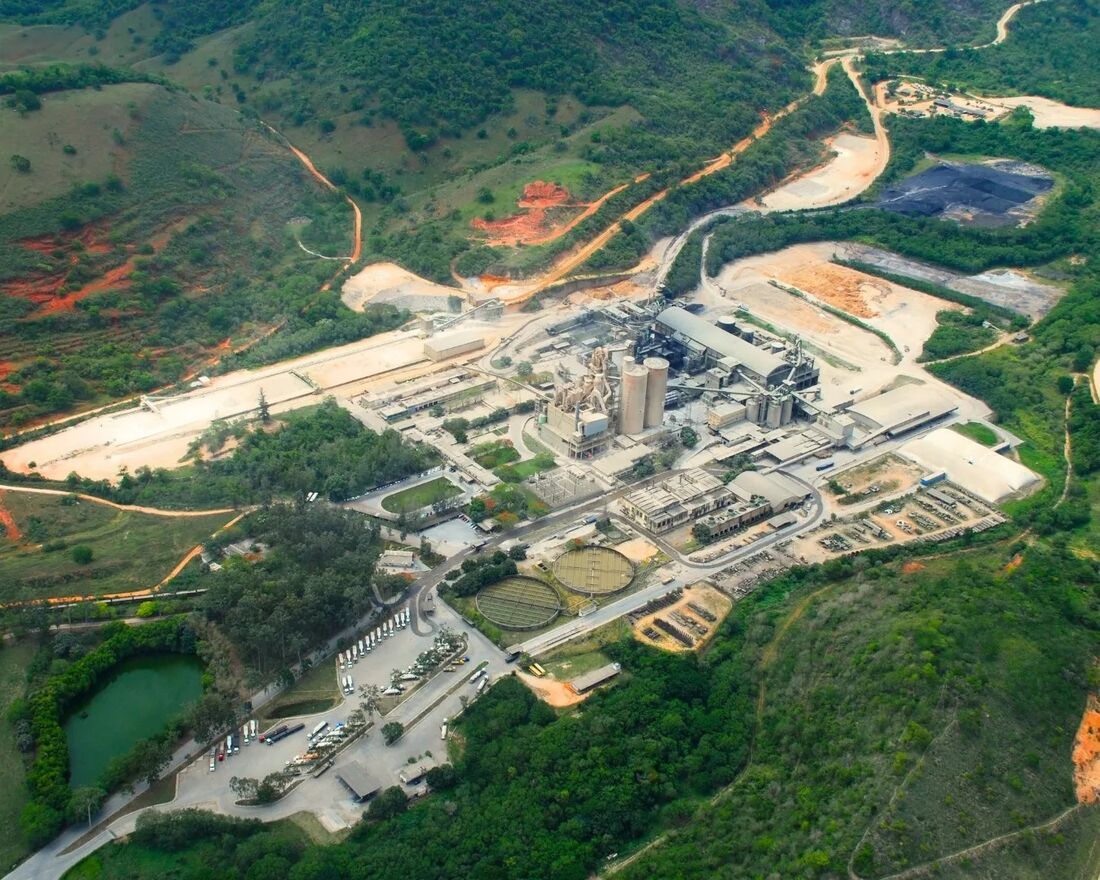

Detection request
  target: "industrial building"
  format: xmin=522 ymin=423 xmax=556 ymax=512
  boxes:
xmin=539 ymin=346 xmax=668 ymax=458
xmin=845 ymin=385 xmax=957 ymax=442
xmin=619 ymin=469 xmax=731 ymax=533
xmin=372 ymin=372 xmax=498 ymax=421
xmin=728 ymin=470 xmax=809 ymax=511
xmin=650 ymin=307 xmax=820 ymax=391
xmin=423 ymin=329 xmax=485 ymax=362
xmin=568 ymin=662 xmax=622 ymax=694
xmin=539 ymin=346 xmax=616 ymax=458
xmin=620 ymin=468 xmax=809 ymax=536
xmin=899 ymin=428 xmax=1039 ymax=503
xmin=337 ymin=762 xmax=381 ymax=802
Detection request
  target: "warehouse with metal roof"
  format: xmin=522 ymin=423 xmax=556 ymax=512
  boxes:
xmin=847 ymin=385 xmax=957 ymax=440
xmin=655 ymin=307 xmax=799 ymax=388
xmin=729 ymin=470 xmax=809 ymax=511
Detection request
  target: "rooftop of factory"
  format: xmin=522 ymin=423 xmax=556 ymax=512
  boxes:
xmin=847 ymin=385 xmax=957 ymax=433
xmin=656 ymin=306 xmax=789 ymax=381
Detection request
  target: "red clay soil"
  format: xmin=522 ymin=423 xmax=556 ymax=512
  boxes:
xmin=32 ymin=258 xmax=135 ymax=316
xmin=472 ymin=180 xmax=585 ymax=247
xmin=1073 ymin=695 xmax=1100 ymax=803
xmin=0 ymin=491 xmax=23 ymax=542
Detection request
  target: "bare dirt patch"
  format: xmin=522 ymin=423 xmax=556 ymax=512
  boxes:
xmin=516 ymin=670 xmax=588 ymax=708
xmin=631 ymin=583 xmax=731 ymax=653
xmin=902 ymin=561 xmax=925 ymax=574
xmin=762 ymin=132 xmax=884 ymax=211
xmin=616 ymin=537 xmax=659 ymax=564
xmin=1073 ymin=696 xmax=1100 ymax=804
xmin=0 ymin=491 xmax=22 ymax=542
xmin=472 ymin=181 xmax=583 ymax=247
xmin=780 ymin=261 xmax=885 ymax=318
xmin=341 ymin=261 xmax=460 ymax=311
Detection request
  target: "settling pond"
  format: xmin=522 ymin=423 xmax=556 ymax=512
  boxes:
xmin=64 ymin=654 xmax=204 ymax=788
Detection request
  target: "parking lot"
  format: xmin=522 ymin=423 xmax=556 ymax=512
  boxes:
xmin=171 ymin=589 xmax=512 ymax=831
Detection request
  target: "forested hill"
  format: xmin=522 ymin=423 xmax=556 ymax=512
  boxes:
xmin=232 ymin=0 xmax=806 ymax=161
xmin=0 ymin=0 xmax=1018 ymax=161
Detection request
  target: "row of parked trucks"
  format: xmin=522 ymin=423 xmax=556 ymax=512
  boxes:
xmin=209 ymin=719 xmax=261 ymax=769
xmin=336 ymin=608 xmax=411 ymax=695
xmin=337 ymin=608 xmax=411 ymax=670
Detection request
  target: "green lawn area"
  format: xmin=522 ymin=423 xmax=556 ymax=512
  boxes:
xmin=258 ymin=655 xmax=341 ymax=728
xmin=470 ymin=440 xmax=521 ymax=469
xmin=495 ymin=453 xmax=557 ymax=482
xmin=0 ymin=493 xmax=234 ymax=602
xmin=0 ymin=642 xmax=35 ymax=870
xmin=380 ymin=477 xmax=462 ymax=514
xmin=952 ymin=421 xmax=999 ymax=446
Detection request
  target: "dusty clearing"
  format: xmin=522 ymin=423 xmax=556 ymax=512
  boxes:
xmin=984 ymin=96 xmax=1100 ymax=129
xmin=342 ymin=262 xmax=461 ymax=311
xmin=615 ymin=537 xmax=660 ymax=564
xmin=1073 ymin=697 xmax=1100 ymax=804
xmin=762 ymin=132 xmax=884 ymax=211
xmin=631 ymin=583 xmax=731 ymax=653
xmin=516 ymin=670 xmax=588 ymax=708
xmin=901 ymin=561 xmax=925 ymax=573
xmin=830 ymin=454 xmax=925 ymax=498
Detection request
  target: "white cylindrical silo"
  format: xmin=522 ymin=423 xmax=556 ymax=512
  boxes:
xmin=642 ymin=357 xmax=669 ymax=429
xmin=765 ymin=395 xmax=782 ymax=428
xmin=746 ymin=395 xmax=762 ymax=424
xmin=619 ymin=362 xmax=648 ymax=435
xmin=781 ymin=394 xmax=794 ymax=425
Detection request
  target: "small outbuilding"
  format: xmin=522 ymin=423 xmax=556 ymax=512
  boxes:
xmin=336 ymin=762 xmax=381 ymax=802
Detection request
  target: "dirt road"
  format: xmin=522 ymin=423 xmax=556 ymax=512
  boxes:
xmin=0 ymin=483 xmax=239 ymax=517
xmin=261 ymin=122 xmax=362 ymax=265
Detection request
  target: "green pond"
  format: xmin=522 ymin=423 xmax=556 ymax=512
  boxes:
xmin=64 ymin=654 xmax=204 ymax=788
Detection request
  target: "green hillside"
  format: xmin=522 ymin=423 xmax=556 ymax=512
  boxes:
xmin=0 ymin=76 xmax=392 ymax=431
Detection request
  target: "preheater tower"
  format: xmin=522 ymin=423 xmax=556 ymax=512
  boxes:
xmin=619 ymin=356 xmax=648 ymax=436
xmin=642 ymin=357 xmax=669 ymax=429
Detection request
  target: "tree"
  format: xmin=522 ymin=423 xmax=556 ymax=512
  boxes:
xmin=71 ymin=545 xmax=94 ymax=565
xmin=680 ymin=427 xmax=698 ymax=448
xmin=258 ymin=388 xmax=271 ymax=423
xmin=516 ymin=361 xmax=534 ymax=378
xmin=10 ymin=154 xmax=31 ymax=173
xmin=67 ymin=786 xmax=106 ymax=826
xmin=382 ymin=721 xmax=405 ymax=745
xmin=367 ymin=786 xmax=408 ymax=820
xmin=230 ymin=776 xmax=259 ymax=800
xmin=20 ymin=802 xmax=63 ymax=848
xmin=692 ymin=522 xmax=713 ymax=544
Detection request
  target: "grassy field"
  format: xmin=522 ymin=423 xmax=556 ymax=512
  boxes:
xmin=257 ymin=655 xmax=341 ymax=728
xmin=0 ymin=492 xmax=233 ymax=601
xmin=380 ymin=477 xmax=461 ymax=514
xmin=495 ymin=454 xmax=556 ymax=482
xmin=470 ymin=441 xmax=520 ymax=469
xmin=537 ymin=619 xmax=630 ymax=680
xmin=0 ymin=642 xmax=34 ymax=871
xmin=952 ymin=421 xmax=999 ymax=446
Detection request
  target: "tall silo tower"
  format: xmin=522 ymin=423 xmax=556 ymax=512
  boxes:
xmin=619 ymin=357 xmax=648 ymax=436
xmin=642 ymin=357 xmax=669 ymax=429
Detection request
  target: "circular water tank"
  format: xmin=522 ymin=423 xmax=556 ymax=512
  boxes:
xmin=717 ymin=315 xmax=739 ymax=334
